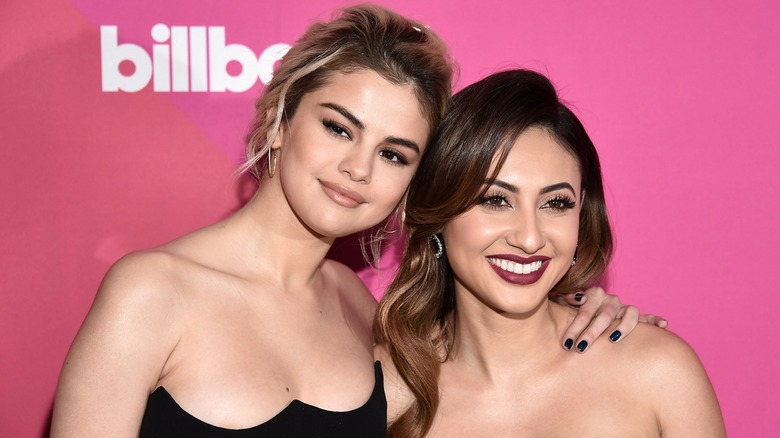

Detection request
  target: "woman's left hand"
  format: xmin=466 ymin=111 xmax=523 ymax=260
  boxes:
xmin=558 ymin=287 xmax=668 ymax=353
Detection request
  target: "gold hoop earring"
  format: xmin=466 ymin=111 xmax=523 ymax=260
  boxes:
xmin=268 ymin=148 xmax=278 ymax=178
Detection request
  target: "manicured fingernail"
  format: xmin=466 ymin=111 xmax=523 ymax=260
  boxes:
xmin=574 ymin=292 xmax=584 ymax=302
xmin=576 ymin=340 xmax=588 ymax=352
xmin=610 ymin=330 xmax=622 ymax=342
xmin=564 ymin=338 xmax=574 ymax=350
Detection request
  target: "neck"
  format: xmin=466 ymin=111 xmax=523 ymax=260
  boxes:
xmin=449 ymin=294 xmax=573 ymax=380
xmin=224 ymin=177 xmax=336 ymax=290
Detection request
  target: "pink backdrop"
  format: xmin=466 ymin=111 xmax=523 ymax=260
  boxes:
xmin=2 ymin=0 xmax=778 ymax=435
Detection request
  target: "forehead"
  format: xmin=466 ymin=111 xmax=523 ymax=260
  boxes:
xmin=494 ymin=127 xmax=581 ymax=189
xmin=303 ymin=70 xmax=430 ymax=139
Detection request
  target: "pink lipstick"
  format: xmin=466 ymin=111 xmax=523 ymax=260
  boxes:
xmin=319 ymin=180 xmax=366 ymax=208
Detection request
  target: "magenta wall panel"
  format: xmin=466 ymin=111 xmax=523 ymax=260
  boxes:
xmin=2 ymin=0 xmax=778 ymax=435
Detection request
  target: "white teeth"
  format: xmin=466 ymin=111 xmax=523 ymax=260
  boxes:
xmin=489 ymin=258 xmax=543 ymax=274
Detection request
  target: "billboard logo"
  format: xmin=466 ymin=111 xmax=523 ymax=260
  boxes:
xmin=101 ymin=24 xmax=290 ymax=92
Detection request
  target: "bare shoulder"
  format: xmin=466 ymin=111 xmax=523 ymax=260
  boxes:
xmin=607 ymin=323 xmax=726 ymax=436
xmin=62 ymin=248 xmax=189 ymax=377
xmin=322 ymin=259 xmax=378 ymax=324
xmin=99 ymin=223 xmax=233 ymax=306
xmin=611 ymin=323 xmax=705 ymax=374
xmin=101 ymin=248 xmax=184 ymax=297
xmin=51 ymin=249 xmax=187 ymax=436
xmin=603 ymin=323 xmax=707 ymax=390
xmin=322 ymin=258 xmax=375 ymax=299
xmin=374 ymin=343 xmax=414 ymax=424
xmin=91 ymin=247 xmax=195 ymax=326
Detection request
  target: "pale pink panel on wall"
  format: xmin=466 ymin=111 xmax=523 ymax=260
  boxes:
xmin=1 ymin=0 xmax=778 ymax=436
xmin=1 ymin=0 xmax=246 ymax=435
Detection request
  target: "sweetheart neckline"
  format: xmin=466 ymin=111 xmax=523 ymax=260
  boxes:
xmin=147 ymin=361 xmax=383 ymax=431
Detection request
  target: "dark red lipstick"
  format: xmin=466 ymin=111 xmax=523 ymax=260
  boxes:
xmin=486 ymin=255 xmax=550 ymax=286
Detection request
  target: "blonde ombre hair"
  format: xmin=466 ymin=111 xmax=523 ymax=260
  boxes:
xmin=241 ymin=4 xmax=454 ymax=180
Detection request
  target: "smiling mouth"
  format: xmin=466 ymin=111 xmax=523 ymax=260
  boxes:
xmin=487 ymin=258 xmax=543 ymax=275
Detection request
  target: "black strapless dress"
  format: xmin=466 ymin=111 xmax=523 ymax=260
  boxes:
xmin=139 ymin=361 xmax=386 ymax=437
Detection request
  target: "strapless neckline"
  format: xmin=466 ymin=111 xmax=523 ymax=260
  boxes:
xmin=139 ymin=361 xmax=386 ymax=436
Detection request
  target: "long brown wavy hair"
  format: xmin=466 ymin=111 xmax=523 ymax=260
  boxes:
xmin=374 ymin=69 xmax=614 ymax=437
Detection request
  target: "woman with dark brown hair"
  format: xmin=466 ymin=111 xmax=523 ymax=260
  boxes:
xmin=375 ymin=69 xmax=724 ymax=437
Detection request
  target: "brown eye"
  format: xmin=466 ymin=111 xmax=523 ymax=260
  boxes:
xmin=379 ymin=149 xmax=409 ymax=166
xmin=542 ymin=196 xmax=576 ymax=211
xmin=323 ymin=119 xmax=351 ymax=139
xmin=478 ymin=194 xmax=510 ymax=209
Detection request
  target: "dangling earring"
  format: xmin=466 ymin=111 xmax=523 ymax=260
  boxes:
xmin=571 ymin=245 xmax=578 ymax=266
xmin=268 ymin=148 xmax=278 ymax=178
xmin=431 ymin=234 xmax=444 ymax=259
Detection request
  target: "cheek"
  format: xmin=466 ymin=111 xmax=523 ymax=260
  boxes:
xmin=549 ymin=217 xmax=580 ymax=249
xmin=283 ymin=141 xmax=327 ymax=172
xmin=374 ymin=171 xmax=414 ymax=206
xmin=444 ymin=215 xmax=498 ymax=256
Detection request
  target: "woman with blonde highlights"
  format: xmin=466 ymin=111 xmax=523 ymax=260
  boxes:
xmin=375 ymin=69 xmax=724 ymax=437
xmin=53 ymin=6 xmax=452 ymax=436
xmin=53 ymin=6 xmax=658 ymax=437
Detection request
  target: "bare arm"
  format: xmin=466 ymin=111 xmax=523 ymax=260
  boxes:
xmin=51 ymin=252 xmax=180 ymax=437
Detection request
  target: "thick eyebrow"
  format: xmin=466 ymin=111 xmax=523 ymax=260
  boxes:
xmin=385 ymin=136 xmax=421 ymax=154
xmin=320 ymin=102 xmax=421 ymax=154
xmin=540 ymin=182 xmax=576 ymax=196
xmin=487 ymin=179 xmax=576 ymax=196
xmin=321 ymin=103 xmax=364 ymax=130
xmin=489 ymin=179 xmax=519 ymax=193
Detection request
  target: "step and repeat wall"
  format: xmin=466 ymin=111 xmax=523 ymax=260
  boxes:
xmin=2 ymin=0 xmax=778 ymax=435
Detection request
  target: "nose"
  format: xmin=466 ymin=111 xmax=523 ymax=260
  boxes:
xmin=506 ymin=210 xmax=546 ymax=254
xmin=338 ymin=145 xmax=373 ymax=184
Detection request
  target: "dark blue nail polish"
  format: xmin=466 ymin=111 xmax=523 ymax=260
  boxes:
xmin=576 ymin=340 xmax=588 ymax=352
xmin=610 ymin=330 xmax=622 ymax=342
xmin=564 ymin=338 xmax=574 ymax=350
xmin=574 ymin=292 xmax=584 ymax=302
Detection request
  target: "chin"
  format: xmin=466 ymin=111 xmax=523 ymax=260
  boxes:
xmin=479 ymin=295 xmax=545 ymax=317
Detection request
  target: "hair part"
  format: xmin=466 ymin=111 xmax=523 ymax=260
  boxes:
xmin=375 ymin=69 xmax=613 ymax=437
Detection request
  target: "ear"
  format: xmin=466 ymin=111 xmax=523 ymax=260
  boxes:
xmin=270 ymin=123 xmax=286 ymax=150
xmin=265 ymin=105 xmax=287 ymax=150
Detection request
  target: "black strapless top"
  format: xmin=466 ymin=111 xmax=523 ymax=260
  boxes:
xmin=139 ymin=362 xmax=386 ymax=437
